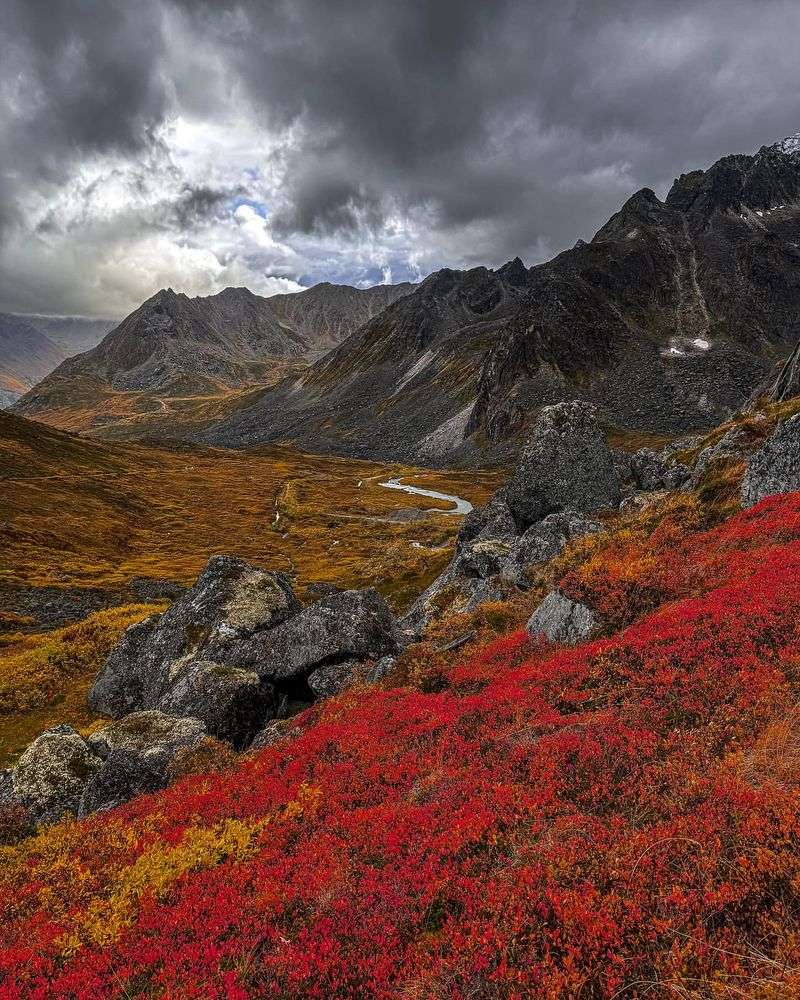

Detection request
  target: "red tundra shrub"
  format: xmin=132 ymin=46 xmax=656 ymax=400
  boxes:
xmin=4 ymin=494 xmax=800 ymax=997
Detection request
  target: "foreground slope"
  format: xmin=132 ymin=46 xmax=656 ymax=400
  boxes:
xmin=203 ymin=136 xmax=800 ymax=464
xmin=3 ymin=491 xmax=800 ymax=996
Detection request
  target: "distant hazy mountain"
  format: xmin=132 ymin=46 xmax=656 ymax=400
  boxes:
xmin=267 ymin=281 xmax=415 ymax=356
xmin=196 ymin=134 xmax=800 ymax=464
xmin=0 ymin=313 xmax=66 ymax=407
xmin=22 ymin=315 xmax=118 ymax=355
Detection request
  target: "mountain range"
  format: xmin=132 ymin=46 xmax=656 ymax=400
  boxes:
xmin=13 ymin=281 xmax=413 ymax=430
xmin=12 ymin=134 xmax=800 ymax=465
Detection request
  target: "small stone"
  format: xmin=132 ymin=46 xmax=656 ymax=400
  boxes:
xmin=526 ymin=591 xmax=596 ymax=645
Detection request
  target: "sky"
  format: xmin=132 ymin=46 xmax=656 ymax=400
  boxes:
xmin=1 ymin=0 xmax=799 ymax=319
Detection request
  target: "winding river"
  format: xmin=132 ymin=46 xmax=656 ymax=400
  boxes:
xmin=379 ymin=477 xmax=473 ymax=516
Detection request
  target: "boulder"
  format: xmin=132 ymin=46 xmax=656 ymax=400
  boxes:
xmin=742 ymin=414 xmax=800 ymax=507
xmin=500 ymin=402 xmax=620 ymax=531
xmin=157 ymin=659 xmax=274 ymax=748
xmin=10 ymin=725 xmax=102 ymax=824
xmin=79 ymin=712 xmax=206 ymax=816
xmin=89 ymin=556 xmax=299 ymax=717
xmin=223 ymin=588 xmax=399 ymax=681
xmin=307 ymin=659 xmax=363 ymax=700
xmin=526 ymin=591 xmax=596 ymax=645
xmin=501 ymin=510 xmax=604 ymax=587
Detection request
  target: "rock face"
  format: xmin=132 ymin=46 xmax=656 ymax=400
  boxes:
xmin=526 ymin=591 xmax=596 ymax=645
xmin=741 ymin=414 xmax=800 ymax=507
xmin=501 ymin=402 xmax=620 ymax=531
xmin=88 ymin=556 xmax=400 ymax=750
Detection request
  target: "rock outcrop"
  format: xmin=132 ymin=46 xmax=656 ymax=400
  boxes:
xmin=2 ymin=713 xmax=207 ymax=825
xmin=406 ymin=403 xmax=613 ymax=627
xmin=89 ymin=556 xmax=299 ymax=718
xmin=741 ymin=414 xmax=800 ymax=507
xmin=89 ymin=556 xmax=400 ymax=751
xmin=501 ymin=402 xmax=620 ymax=531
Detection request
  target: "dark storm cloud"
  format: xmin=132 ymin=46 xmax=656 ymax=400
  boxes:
xmin=169 ymin=0 xmax=800 ymax=261
xmin=2 ymin=0 xmax=800 ymax=313
xmin=0 ymin=0 xmax=168 ymax=236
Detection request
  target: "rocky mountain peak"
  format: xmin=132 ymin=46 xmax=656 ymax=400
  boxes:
xmin=768 ymin=132 xmax=800 ymax=156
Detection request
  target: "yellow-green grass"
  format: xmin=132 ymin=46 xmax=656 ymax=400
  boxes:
xmin=0 ymin=413 xmax=503 ymax=610
xmin=0 ymin=604 xmax=159 ymax=768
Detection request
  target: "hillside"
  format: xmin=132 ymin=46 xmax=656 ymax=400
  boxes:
xmin=0 ymin=410 xmax=502 ymax=627
xmin=0 ymin=314 xmax=65 ymax=406
xmin=267 ymin=280 xmax=415 ymax=356
xmin=21 ymin=315 xmax=117 ymax=355
xmin=199 ymin=136 xmax=800 ymax=465
xmin=5 ymin=455 xmax=800 ymax=994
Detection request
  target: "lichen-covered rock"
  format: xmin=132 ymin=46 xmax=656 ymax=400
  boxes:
xmin=629 ymin=447 xmax=691 ymax=492
xmin=501 ymin=510 xmax=605 ymax=587
xmin=307 ymin=659 xmax=363 ymax=700
xmin=500 ymin=402 xmax=620 ymax=531
xmin=224 ymin=588 xmax=399 ymax=681
xmin=526 ymin=591 xmax=596 ymax=645
xmin=89 ymin=556 xmax=299 ymax=717
xmin=741 ymin=414 xmax=800 ymax=507
xmin=79 ymin=712 xmax=206 ymax=817
xmin=11 ymin=725 xmax=102 ymax=824
xmin=157 ymin=660 xmax=274 ymax=748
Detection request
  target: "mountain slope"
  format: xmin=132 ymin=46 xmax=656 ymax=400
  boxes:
xmin=21 ymin=315 xmax=117 ymax=355
xmin=0 ymin=314 xmax=66 ymax=406
xmin=202 ymin=136 xmax=800 ymax=464
xmin=13 ymin=281 xmax=414 ymax=432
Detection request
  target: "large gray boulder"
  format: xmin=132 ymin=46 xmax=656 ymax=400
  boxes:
xmin=741 ymin=414 xmax=800 ymax=507
xmin=89 ymin=556 xmax=299 ymax=717
xmin=221 ymin=588 xmax=399 ymax=681
xmin=501 ymin=402 xmax=620 ymax=531
xmin=158 ymin=659 xmax=273 ymax=748
xmin=526 ymin=591 xmax=596 ymax=645
xmin=79 ymin=712 xmax=206 ymax=816
xmin=10 ymin=725 xmax=103 ymax=825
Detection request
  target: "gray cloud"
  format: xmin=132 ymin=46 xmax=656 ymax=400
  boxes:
xmin=1 ymin=0 xmax=800 ymax=314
